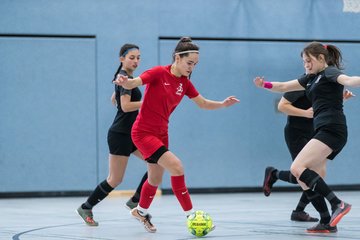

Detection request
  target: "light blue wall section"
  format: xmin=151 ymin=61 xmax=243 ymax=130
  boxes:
xmin=0 ymin=0 xmax=359 ymax=193
xmin=0 ymin=37 xmax=97 ymax=191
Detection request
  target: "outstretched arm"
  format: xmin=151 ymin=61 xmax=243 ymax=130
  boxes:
xmin=113 ymin=75 xmax=143 ymax=90
xmin=337 ymin=74 xmax=360 ymax=87
xmin=191 ymin=94 xmax=239 ymax=110
xmin=253 ymin=77 xmax=304 ymax=92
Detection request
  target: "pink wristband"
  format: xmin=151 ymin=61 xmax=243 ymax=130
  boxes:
xmin=263 ymin=81 xmax=273 ymax=89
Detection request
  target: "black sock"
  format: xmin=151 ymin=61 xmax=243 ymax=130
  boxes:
xmin=131 ymin=172 xmax=148 ymax=202
xmin=299 ymin=168 xmax=341 ymax=209
xmin=304 ymin=189 xmax=330 ymax=224
xmin=294 ymin=192 xmax=310 ymax=212
xmin=277 ymin=170 xmax=297 ymax=184
xmin=82 ymin=180 xmax=114 ymax=209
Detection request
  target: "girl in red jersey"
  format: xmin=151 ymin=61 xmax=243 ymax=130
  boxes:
xmin=114 ymin=37 xmax=239 ymax=233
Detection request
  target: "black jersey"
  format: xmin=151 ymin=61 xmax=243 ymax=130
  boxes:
xmin=109 ymin=70 xmax=142 ymax=134
xmin=283 ymin=91 xmax=313 ymax=131
xmin=298 ymin=66 xmax=345 ymax=130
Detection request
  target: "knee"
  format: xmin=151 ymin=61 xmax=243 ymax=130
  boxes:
xmin=290 ymin=164 xmax=302 ymax=179
xmin=171 ymin=163 xmax=184 ymax=176
xmin=148 ymin=175 xmax=162 ymax=186
xmin=107 ymin=176 xmax=123 ymax=187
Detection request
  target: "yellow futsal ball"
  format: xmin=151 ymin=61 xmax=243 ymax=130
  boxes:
xmin=187 ymin=210 xmax=213 ymax=237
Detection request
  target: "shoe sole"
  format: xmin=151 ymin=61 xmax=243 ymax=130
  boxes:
xmin=291 ymin=218 xmax=319 ymax=222
xmin=329 ymin=205 xmax=351 ymax=227
xmin=307 ymin=229 xmax=336 ymax=233
xmin=130 ymin=209 xmax=156 ymax=233
xmin=75 ymin=209 xmax=98 ymax=227
xmin=263 ymin=167 xmax=274 ymax=197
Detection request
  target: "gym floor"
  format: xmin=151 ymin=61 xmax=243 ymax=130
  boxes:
xmin=1 ymin=191 xmax=359 ymax=240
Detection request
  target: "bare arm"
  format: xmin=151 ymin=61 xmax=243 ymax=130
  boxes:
xmin=253 ymin=77 xmax=304 ymax=92
xmin=120 ymin=94 xmax=142 ymax=112
xmin=191 ymin=94 xmax=239 ymax=110
xmin=113 ymin=75 xmax=143 ymax=90
xmin=111 ymin=91 xmax=116 ymax=106
xmin=337 ymin=74 xmax=360 ymax=87
xmin=278 ymin=97 xmax=313 ymax=118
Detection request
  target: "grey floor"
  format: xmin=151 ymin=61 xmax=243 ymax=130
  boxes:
xmin=0 ymin=191 xmax=359 ymax=240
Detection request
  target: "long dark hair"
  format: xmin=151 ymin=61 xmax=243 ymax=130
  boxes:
xmin=301 ymin=41 xmax=343 ymax=69
xmin=112 ymin=43 xmax=139 ymax=82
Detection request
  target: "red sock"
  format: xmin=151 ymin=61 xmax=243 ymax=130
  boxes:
xmin=171 ymin=175 xmax=193 ymax=211
xmin=138 ymin=180 xmax=158 ymax=209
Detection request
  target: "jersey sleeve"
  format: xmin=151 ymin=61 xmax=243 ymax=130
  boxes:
xmin=120 ymin=87 xmax=132 ymax=96
xmin=185 ymin=80 xmax=199 ymax=98
xmin=139 ymin=66 xmax=163 ymax=85
xmin=297 ymin=73 xmax=315 ymax=88
xmin=325 ymin=66 xmax=343 ymax=83
xmin=283 ymin=91 xmax=304 ymax=103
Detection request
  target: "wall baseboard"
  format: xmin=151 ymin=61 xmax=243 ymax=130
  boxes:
xmin=0 ymin=185 xmax=358 ymax=198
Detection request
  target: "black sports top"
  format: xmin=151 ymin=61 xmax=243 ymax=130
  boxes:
xmin=298 ymin=66 xmax=345 ymax=130
xmin=109 ymin=70 xmax=142 ymax=134
xmin=283 ymin=90 xmax=313 ymax=130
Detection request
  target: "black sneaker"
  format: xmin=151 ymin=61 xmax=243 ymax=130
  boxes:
xmin=291 ymin=210 xmax=319 ymax=222
xmin=329 ymin=201 xmax=351 ymax=227
xmin=307 ymin=223 xmax=337 ymax=233
xmin=263 ymin=166 xmax=277 ymax=197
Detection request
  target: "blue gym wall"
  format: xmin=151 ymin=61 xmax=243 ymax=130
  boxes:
xmin=1 ymin=0 xmax=359 ymax=194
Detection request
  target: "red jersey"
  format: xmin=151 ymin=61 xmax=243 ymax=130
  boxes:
xmin=133 ymin=65 xmax=199 ymax=134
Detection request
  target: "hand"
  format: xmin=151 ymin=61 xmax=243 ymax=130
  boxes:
xmin=113 ymin=74 xmax=129 ymax=86
xmin=343 ymin=89 xmax=355 ymax=100
xmin=304 ymin=107 xmax=314 ymax=118
xmin=253 ymin=76 xmax=265 ymax=88
xmin=222 ymin=96 xmax=240 ymax=107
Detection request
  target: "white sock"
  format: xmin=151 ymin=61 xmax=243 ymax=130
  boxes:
xmin=137 ymin=206 xmax=148 ymax=216
xmin=185 ymin=209 xmax=193 ymax=217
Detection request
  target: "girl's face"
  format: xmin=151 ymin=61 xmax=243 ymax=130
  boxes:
xmin=120 ymin=49 xmax=140 ymax=74
xmin=302 ymin=53 xmax=326 ymax=74
xmin=175 ymin=53 xmax=199 ymax=77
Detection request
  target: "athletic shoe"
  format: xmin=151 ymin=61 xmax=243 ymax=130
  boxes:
xmin=307 ymin=223 xmax=337 ymax=233
xmin=131 ymin=208 xmax=156 ymax=233
xmin=263 ymin=166 xmax=277 ymax=197
xmin=76 ymin=206 xmax=98 ymax=226
xmin=329 ymin=201 xmax=352 ymax=227
xmin=291 ymin=210 xmax=319 ymax=222
xmin=125 ymin=198 xmax=138 ymax=210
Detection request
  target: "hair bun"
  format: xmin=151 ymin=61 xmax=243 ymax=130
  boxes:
xmin=180 ymin=37 xmax=192 ymax=43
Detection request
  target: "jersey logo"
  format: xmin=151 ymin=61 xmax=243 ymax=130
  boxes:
xmin=164 ymin=82 xmax=170 ymax=86
xmin=176 ymin=83 xmax=183 ymax=95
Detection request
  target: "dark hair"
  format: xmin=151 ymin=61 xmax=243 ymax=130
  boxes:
xmin=172 ymin=37 xmax=199 ymax=62
xmin=112 ymin=43 xmax=139 ymax=82
xmin=301 ymin=41 xmax=343 ymax=69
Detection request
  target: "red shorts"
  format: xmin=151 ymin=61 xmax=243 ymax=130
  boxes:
xmin=131 ymin=129 xmax=169 ymax=160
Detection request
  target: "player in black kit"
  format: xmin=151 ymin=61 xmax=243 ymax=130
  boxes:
xmin=263 ymin=89 xmax=353 ymax=223
xmin=77 ymin=44 xmax=147 ymax=226
xmin=255 ymin=41 xmax=360 ymax=233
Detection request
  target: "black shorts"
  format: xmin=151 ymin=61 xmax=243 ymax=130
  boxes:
xmin=284 ymin=126 xmax=314 ymax=160
xmin=107 ymin=130 xmax=137 ymax=156
xmin=313 ymin=124 xmax=347 ymax=160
